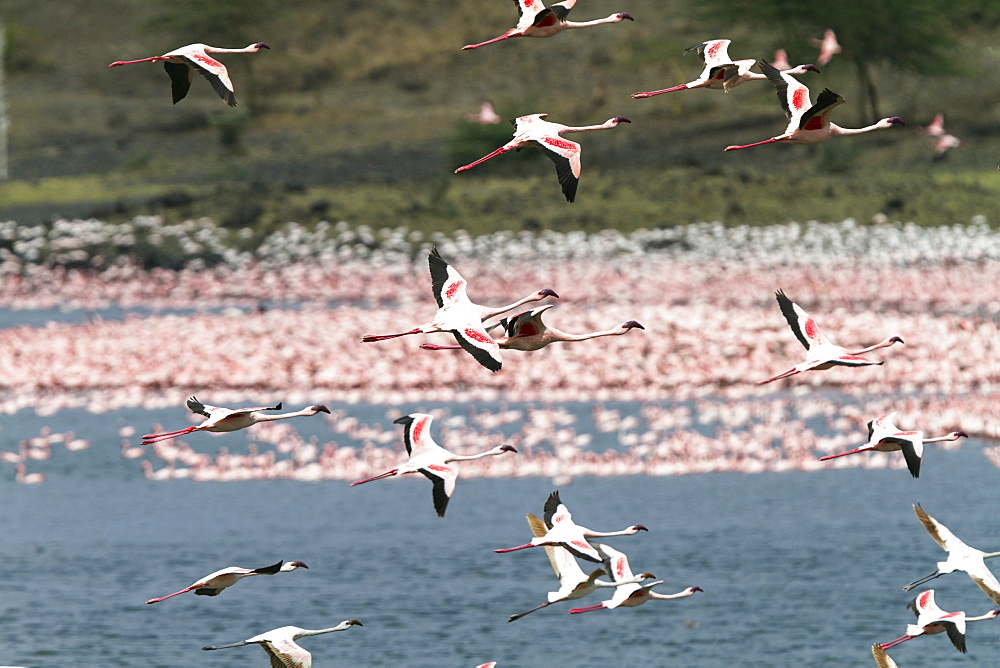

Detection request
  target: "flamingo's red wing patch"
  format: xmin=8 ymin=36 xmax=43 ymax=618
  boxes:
xmin=413 ymin=416 xmax=429 ymax=443
xmin=792 ymin=88 xmax=808 ymax=111
xmin=615 ymin=559 xmax=625 ymax=579
xmin=707 ymin=42 xmax=722 ymax=59
xmin=427 ymin=464 xmax=451 ymax=473
xmin=571 ymin=540 xmax=591 ymax=551
xmin=803 ymin=116 xmax=825 ymax=131
xmin=464 ymin=328 xmax=494 ymax=344
xmin=445 ymin=279 xmax=464 ymax=300
xmin=191 ymin=53 xmax=222 ymax=68
xmin=543 ymin=137 xmax=577 ymax=152
xmin=517 ymin=323 xmax=539 ymax=337
xmin=804 ymin=317 xmax=820 ymax=341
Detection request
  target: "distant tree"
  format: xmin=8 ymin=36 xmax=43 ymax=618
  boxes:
xmin=696 ymin=0 xmax=966 ymax=120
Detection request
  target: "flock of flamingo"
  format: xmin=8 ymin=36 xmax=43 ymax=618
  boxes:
xmin=1 ymin=3 xmax=994 ymax=665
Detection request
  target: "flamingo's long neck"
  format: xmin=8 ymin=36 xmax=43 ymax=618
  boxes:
xmin=647 ymin=588 xmax=698 ymax=600
xmin=584 ymin=527 xmax=637 ymax=538
xmin=559 ymin=119 xmax=620 ymax=133
xmin=479 ymin=293 xmax=545 ymax=321
xmin=204 ymin=45 xmax=261 ymax=55
xmin=966 ymin=609 xmax=1000 ymax=622
xmin=564 ymin=15 xmax=626 ymax=29
xmin=255 ymin=409 xmax=315 ymax=423
xmin=922 ymin=432 xmax=962 ymax=444
xmin=849 ymin=337 xmax=900 ymax=355
xmin=296 ymin=624 xmax=353 ymax=638
xmin=982 ymin=551 xmax=1000 ymax=560
xmin=550 ymin=326 xmax=627 ymax=342
xmin=448 ymin=447 xmax=509 ymax=462
xmin=828 ymin=122 xmax=891 ymax=137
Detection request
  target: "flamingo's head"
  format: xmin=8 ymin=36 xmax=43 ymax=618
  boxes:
xmin=630 ymin=524 xmax=649 ymax=533
xmin=622 ymin=321 xmax=645 ymax=330
xmin=285 ymin=560 xmax=309 ymax=570
xmin=802 ymin=64 xmax=821 ymax=73
xmin=311 ymin=405 xmax=331 ymax=414
xmin=539 ymin=288 xmax=559 ymax=298
xmin=889 ymin=336 xmax=904 ymax=344
xmin=954 ymin=431 xmax=969 ymax=439
xmin=612 ymin=116 xmax=631 ymax=125
xmin=639 ymin=571 xmax=657 ymax=580
xmin=887 ymin=117 xmax=905 ymax=126
xmin=499 ymin=444 xmax=518 ymax=453
xmin=344 ymin=619 xmax=363 ymax=627
xmin=254 ymin=42 xmax=270 ymax=50
xmin=688 ymin=585 xmax=704 ymax=593
xmin=617 ymin=12 xmax=634 ymax=21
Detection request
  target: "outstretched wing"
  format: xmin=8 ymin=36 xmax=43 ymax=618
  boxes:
xmin=429 ymin=248 xmax=470 ymax=309
xmin=452 ymin=325 xmax=502 ymax=372
xmin=419 ymin=463 xmax=458 ymax=517
xmin=536 ymin=136 xmax=581 ymax=202
xmin=798 ymin=88 xmax=844 ymax=131
xmin=543 ymin=490 xmax=565 ymax=528
xmin=775 ymin=289 xmax=825 ymax=349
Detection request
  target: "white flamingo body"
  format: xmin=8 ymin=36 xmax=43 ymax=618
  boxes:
xmin=462 ymin=1 xmax=633 ymax=50
xmin=632 ymin=39 xmax=818 ymax=98
xmin=725 ymin=61 xmax=903 ymax=150
xmin=902 ymin=504 xmax=1000 ymax=604
xmin=454 ymin=114 xmax=630 ymax=202
xmin=146 ymin=560 xmax=307 ymax=604
xmin=494 ymin=490 xmax=647 ymax=563
xmin=361 ymin=248 xmax=557 ymax=371
xmin=819 ymin=414 xmax=967 ymax=478
xmin=203 ymin=619 xmax=362 ymax=667
xmin=420 ymin=304 xmax=644 ymax=353
xmin=507 ymin=515 xmax=654 ymax=621
xmin=108 ymin=42 xmax=269 ymax=106
xmin=141 ymin=396 xmax=330 ymax=445
xmin=349 ymin=413 xmax=516 ymax=517
xmin=759 ymin=289 xmax=903 ymax=384
xmin=879 ymin=589 xmax=1000 ymax=653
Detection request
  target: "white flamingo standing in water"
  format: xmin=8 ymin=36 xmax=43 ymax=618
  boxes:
xmin=819 ymin=413 xmax=967 ymax=478
xmin=494 ymin=490 xmax=648 ymax=563
xmin=507 ymin=514 xmax=655 ymax=621
xmin=759 ymin=289 xmax=903 ymax=384
xmin=349 ymin=413 xmax=517 ymax=517
xmin=878 ymin=589 xmax=1000 ymax=654
xmin=455 ymin=114 xmax=631 ymax=202
xmin=361 ymin=248 xmax=558 ymax=371
xmin=725 ymin=60 xmax=904 ymax=151
xmin=462 ymin=1 xmax=633 ymax=50
xmin=901 ymin=504 xmax=1000 ymax=604
xmin=203 ymin=619 xmax=362 ymax=666
xmin=421 ymin=304 xmax=644 ymax=353
xmin=141 ymin=396 xmax=330 ymax=445
xmin=146 ymin=560 xmax=308 ymax=604
xmin=108 ymin=42 xmax=269 ymax=106
xmin=632 ymin=39 xmax=818 ymax=98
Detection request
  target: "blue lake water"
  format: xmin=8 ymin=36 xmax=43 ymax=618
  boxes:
xmin=2 ymin=404 xmax=998 ymax=667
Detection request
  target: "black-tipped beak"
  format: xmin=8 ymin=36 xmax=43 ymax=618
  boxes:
xmin=613 ymin=116 xmax=632 ymax=124
xmin=956 ymin=431 xmax=969 ymax=438
xmin=634 ymin=524 xmax=649 ymax=532
xmin=619 ymin=12 xmax=634 ymax=21
xmin=889 ymin=117 xmax=905 ymax=126
xmin=257 ymin=42 xmax=270 ymax=50
xmin=540 ymin=288 xmax=559 ymax=298
xmin=805 ymin=64 xmax=820 ymax=73
xmin=890 ymin=336 xmax=904 ymax=344
xmin=314 ymin=405 xmax=331 ymax=414
xmin=623 ymin=321 xmax=644 ymax=330
xmin=500 ymin=444 xmax=518 ymax=453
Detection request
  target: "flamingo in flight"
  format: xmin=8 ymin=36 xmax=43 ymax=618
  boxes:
xmin=725 ymin=60 xmax=904 ymax=151
xmin=350 ymin=413 xmax=517 ymax=517
xmin=568 ymin=545 xmax=702 ymax=615
xmin=494 ymin=490 xmax=648 ymax=563
xmin=203 ymin=619 xmax=362 ymax=667
xmin=108 ymin=42 xmax=269 ymax=107
xmin=632 ymin=39 xmax=819 ymax=98
xmin=758 ymin=289 xmax=903 ymax=384
xmin=462 ymin=1 xmax=633 ymax=50
xmin=455 ymin=114 xmax=631 ymax=202
xmin=810 ymin=29 xmax=842 ymax=67
xmin=819 ymin=413 xmax=967 ymax=478
xmin=507 ymin=514 xmax=655 ymax=622
xmin=901 ymin=504 xmax=1000 ymax=604
xmin=361 ymin=248 xmax=558 ymax=371
xmin=141 ymin=396 xmax=330 ymax=445
xmin=421 ymin=304 xmax=644 ymax=354
xmin=146 ymin=560 xmax=307 ymax=604
xmin=878 ymin=589 xmax=1000 ymax=654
